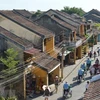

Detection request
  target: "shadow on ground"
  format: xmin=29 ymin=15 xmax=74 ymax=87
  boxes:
xmin=28 ymin=93 xmax=43 ymax=99
xmin=78 ymin=97 xmax=83 ymax=100
xmin=57 ymin=96 xmax=72 ymax=100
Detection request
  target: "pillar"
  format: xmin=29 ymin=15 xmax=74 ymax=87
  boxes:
xmin=74 ymin=48 xmax=76 ymax=63
xmin=79 ymin=45 xmax=82 ymax=59
xmin=46 ymin=73 xmax=49 ymax=86
xmin=23 ymin=72 xmax=26 ymax=100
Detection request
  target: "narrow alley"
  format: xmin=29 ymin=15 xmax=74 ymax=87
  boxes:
xmin=27 ymin=43 xmax=100 ymax=100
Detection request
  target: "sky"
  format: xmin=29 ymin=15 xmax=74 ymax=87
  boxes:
xmin=0 ymin=0 xmax=100 ymax=12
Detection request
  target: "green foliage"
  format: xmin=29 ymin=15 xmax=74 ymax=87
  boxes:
xmin=94 ymin=23 xmax=100 ymax=30
xmin=0 ymin=96 xmax=5 ymax=100
xmin=67 ymin=47 xmax=74 ymax=51
xmin=0 ymin=48 xmax=19 ymax=75
xmin=61 ymin=6 xmax=85 ymax=16
xmin=32 ymin=10 xmax=42 ymax=18
xmin=0 ymin=96 xmax=17 ymax=100
xmin=85 ymin=34 xmax=89 ymax=38
xmin=6 ymin=96 xmax=17 ymax=100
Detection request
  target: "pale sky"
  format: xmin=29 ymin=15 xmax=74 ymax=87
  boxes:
xmin=0 ymin=0 xmax=100 ymax=12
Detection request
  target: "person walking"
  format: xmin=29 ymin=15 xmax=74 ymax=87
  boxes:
xmin=85 ymin=81 xmax=90 ymax=92
xmin=54 ymin=75 xmax=59 ymax=93
xmin=63 ymin=81 xmax=70 ymax=96
xmin=90 ymin=66 xmax=95 ymax=77
xmin=89 ymin=51 xmax=92 ymax=58
xmin=94 ymin=51 xmax=96 ymax=60
xmin=43 ymin=86 xmax=50 ymax=100
xmin=86 ymin=58 xmax=91 ymax=70
xmin=97 ymin=47 xmax=100 ymax=56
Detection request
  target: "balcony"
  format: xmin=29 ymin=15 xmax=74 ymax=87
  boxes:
xmin=65 ymin=39 xmax=82 ymax=48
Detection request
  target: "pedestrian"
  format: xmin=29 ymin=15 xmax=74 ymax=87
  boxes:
xmin=97 ymin=47 xmax=100 ymax=56
xmin=43 ymin=86 xmax=50 ymax=100
xmin=89 ymin=66 xmax=95 ymax=77
xmin=94 ymin=51 xmax=96 ymax=59
xmin=89 ymin=51 xmax=92 ymax=58
xmin=85 ymin=81 xmax=90 ymax=92
xmin=54 ymin=75 xmax=59 ymax=93
xmin=86 ymin=58 xmax=91 ymax=70
xmin=31 ymin=75 xmax=36 ymax=94
xmin=95 ymin=58 xmax=99 ymax=65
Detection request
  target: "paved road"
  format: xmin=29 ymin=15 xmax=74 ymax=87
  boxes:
xmin=27 ymin=43 xmax=100 ymax=100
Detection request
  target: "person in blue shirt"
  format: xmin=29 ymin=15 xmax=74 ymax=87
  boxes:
xmin=81 ymin=63 xmax=86 ymax=71
xmin=63 ymin=82 xmax=70 ymax=95
xmin=78 ymin=68 xmax=84 ymax=80
xmin=86 ymin=58 xmax=91 ymax=70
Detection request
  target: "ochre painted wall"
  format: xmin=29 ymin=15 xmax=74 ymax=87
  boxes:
xmin=76 ymin=46 xmax=82 ymax=59
xmin=30 ymin=66 xmax=47 ymax=91
xmin=80 ymin=25 xmax=85 ymax=36
xmin=50 ymin=66 xmax=60 ymax=79
xmin=45 ymin=36 xmax=54 ymax=54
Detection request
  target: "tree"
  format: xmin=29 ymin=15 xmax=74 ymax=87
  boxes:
xmin=94 ymin=23 xmax=100 ymax=30
xmin=0 ymin=48 xmax=19 ymax=75
xmin=32 ymin=10 xmax=42 ymax=18
xmin=61 ymin=6 xmax=85 ymax=16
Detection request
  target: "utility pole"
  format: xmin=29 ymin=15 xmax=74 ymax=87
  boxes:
xmin=61 ymin=44 xmax=66 ymax=78
xmin=23 ymin=71 xmax=26 ymax=100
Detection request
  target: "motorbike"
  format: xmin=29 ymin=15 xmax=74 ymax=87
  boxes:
xmin=77 ymin=74 xmax=85 ymax=83
xmin=63 ymin=89 xmax=72 ymax=99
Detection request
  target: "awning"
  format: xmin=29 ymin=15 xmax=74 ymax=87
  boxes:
xmin=48 ymin=63 xmax=60 ymax=73
xmin=59 ymin=50 xmax=71 ymax=56
xmin=33 ymin=52 xmax=61 ymax=73
xmin=24 ymin=48 xmax=40 ymax=55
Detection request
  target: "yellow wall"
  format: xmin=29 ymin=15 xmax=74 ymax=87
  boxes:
xmin=31 ymin=66 xmax=47 ymax=85
xmin=80 ymin=25 xmax=84 ymax=36
xmin=45 ymin=36 xmax=54 ymax=54
xmin=50 ymin=66 xmax=60 ymax=78
xmin=30 ymin=65 xmax=60 ymax=86
xmin=76 ymin=46 xmax=82 ymax=59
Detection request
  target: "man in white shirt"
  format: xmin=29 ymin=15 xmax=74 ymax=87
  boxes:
xmin=85 ymin=81 xmax=90 ymax=92
xmin=90 ymin=66 xmax=95 ymax=77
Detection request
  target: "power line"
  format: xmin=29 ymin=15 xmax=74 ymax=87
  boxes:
xmin=0 ymin=44 xmax=63 ymax=86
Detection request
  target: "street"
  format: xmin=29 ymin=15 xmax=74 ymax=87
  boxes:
xmin=27 ymin=43 xmax=100 ymax=100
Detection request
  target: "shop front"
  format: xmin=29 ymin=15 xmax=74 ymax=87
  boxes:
xmin=24 ymin=53 xmax=60 ymax=99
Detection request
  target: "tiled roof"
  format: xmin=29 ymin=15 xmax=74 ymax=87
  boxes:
xmin=0 ymin=10 xmax=54 ymax=38
xmin=24 ymin=49 xmax=60 ymax=72
xmin=50 ymin=15 xmax=76 ymax=30
xmin=13 ymin=9 xmax=32 ymax=18
xmin=33 ymin=52 xmax=60 ymax=72
xmin=55 ymin=10 xmax=83 ymax=24
xmin=24 ymin=48 xmax=40 ymax=55
xmin=84 ymin=9 xmax=100 ymax=22
xmin=0 ymin=26 xmax=33 ymax=49
xmin=45 ymin=9 xmax=79 ymax=28
xmin=83 ymin=79 xmax=100 ymax=100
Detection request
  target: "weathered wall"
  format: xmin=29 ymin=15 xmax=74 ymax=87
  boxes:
xmin=0 ymin=15 xmax=42 ymax=49
xmin=35 ymin=15 xmax=71 ymax=43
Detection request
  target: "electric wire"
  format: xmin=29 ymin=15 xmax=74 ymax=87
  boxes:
xmin=0 ymin=43 xmax=62 ymax=85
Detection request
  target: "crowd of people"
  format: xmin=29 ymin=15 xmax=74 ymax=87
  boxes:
xmin=77 ymin=46 xmax=100 ymax=93
xmin=41 ymin=47 xmax=100 ymax=100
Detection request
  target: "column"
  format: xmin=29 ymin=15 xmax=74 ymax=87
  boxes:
xmin=74 ymin=48 xmax=76 ymax=63
xmin=46 ymin=73 xmax=49 ymax=86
